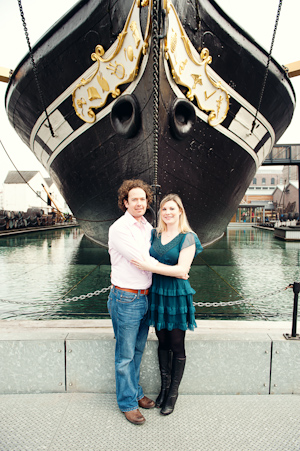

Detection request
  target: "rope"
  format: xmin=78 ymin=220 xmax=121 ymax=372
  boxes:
xmin=251 ymin=0 xmax=283 ymax=133
xmin=17 ymin=0 xmax=55 ymax=137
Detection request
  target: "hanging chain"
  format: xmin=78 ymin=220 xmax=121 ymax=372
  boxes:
xmin=193 ymin=284 xmax=292 ymax=308
xmin=152 ymin=0 xmax=161 ymax=226
xmin=152 ymin=0 xmax=160 ymax=187
xmin=0 ymin=284 xmax=292 ymax=307
xmin=251 ymin=0 xmax=283 ymax=133
xmin=17 ymin=0 xmax=55 ymax=137
xmin=0 ymin=286 xmax=112 ymax=307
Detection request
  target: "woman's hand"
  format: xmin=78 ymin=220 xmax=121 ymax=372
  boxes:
xmin=131 ymin=258 xmax=189 ymax=279
xmin=131 ymin=258 xmax=153 ymax=272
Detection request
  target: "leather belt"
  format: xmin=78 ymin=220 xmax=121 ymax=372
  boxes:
xmin=113 ymin=285 xmax=149 ymax=295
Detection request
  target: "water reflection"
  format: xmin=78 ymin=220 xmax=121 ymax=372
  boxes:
xmin=0 ymin=228 xmax=111 ymax=320
xmin=0 ymin=226 xmax=298 ymax=321
xmin=192 ymin=227 xmax=298 ymax=320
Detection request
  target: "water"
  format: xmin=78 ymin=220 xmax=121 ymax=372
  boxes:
xmin=0 ymin=226 xmax=299 ymax=321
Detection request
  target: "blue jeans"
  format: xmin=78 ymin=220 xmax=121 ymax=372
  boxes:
xmin=107 ymin=286 xmax=149 ymax=412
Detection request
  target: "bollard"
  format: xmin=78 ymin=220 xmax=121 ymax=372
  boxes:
xmin=284 ymin=282 xmax=300 ymax=340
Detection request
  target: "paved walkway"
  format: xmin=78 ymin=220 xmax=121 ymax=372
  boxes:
xmin=0 ymin=393 xmax=299 ymax=451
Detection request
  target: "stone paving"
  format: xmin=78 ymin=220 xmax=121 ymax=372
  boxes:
xmin=0 ymin=393 xmax=299 ymax=451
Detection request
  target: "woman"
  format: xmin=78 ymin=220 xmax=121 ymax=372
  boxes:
xmin=131 ymin=194 xmax=202 ymax=415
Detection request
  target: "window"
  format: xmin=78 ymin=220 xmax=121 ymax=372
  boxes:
xmin=271 ymin=178 xmax=275 ymax=185
xmin=262 ymin=178 xmax=266 ymax=185
xmin=253 ymin=178 xmax=257 ymax=185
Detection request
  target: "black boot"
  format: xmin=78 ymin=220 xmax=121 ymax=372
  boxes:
xmin=160 ymin=357 xmax=186 ymax=415
xmin=155 ymin=349 xmax=172 ymax=408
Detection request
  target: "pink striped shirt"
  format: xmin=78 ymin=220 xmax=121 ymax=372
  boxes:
xmin=108 ymin=211 xmax=156 ymax=289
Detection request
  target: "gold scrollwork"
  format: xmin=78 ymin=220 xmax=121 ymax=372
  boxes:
xmin=165 ymin=0 xmax=229 ymax=126
xmin=72 ymin=0 xmax=152 ymax=123
xmin=111 ymin=88 xmax=121 ymax=99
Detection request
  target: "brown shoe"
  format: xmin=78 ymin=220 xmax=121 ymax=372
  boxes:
xmin=138 ymin=396 xmax=155 ymax=409
xmin=124 ymin=409 xmax=146 ymax=425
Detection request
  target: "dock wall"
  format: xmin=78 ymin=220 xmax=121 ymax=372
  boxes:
xmin=0 ymin=320 xmax=299 ymax=395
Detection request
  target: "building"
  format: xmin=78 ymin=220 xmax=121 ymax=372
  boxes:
xmin=273 ymin=181 xmax=299 ymax=216
xmin=282 ymin=165 xmax=299 ymax=184
xmin=232 ymin=166 xmax=299 ymax=223
xmin=3 ymin=171 xmax=71 ymax=214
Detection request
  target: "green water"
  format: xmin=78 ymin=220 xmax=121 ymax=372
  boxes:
xmin=0 ymin=226 xmax=299 ymax=321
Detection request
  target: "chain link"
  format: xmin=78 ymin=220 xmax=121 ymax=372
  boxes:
xmin=0 ymin=286 xmax=112 ymax=307
xmin=0 ymin=284 xmax=293 ymax=309
xmin=17 ymin=0 xmax=55 ymax=137
xmin=193 ymin=285 xmax=292 ymax=308
xmin=251 ymin=0 xmax=282 ymax=132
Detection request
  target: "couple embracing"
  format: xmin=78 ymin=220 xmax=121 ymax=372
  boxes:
xmin=108 ymin=179 xmax=202 ymax=425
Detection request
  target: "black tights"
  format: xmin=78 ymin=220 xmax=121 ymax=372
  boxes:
xmin=155 ymin=328 xmax=186 ymax=359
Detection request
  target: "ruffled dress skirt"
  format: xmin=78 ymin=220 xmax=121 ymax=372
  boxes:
xmin=147 ymin=274 xmax=197 ymax=331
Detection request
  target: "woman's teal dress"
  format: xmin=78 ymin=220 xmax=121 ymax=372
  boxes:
xmin=147 ymin=230 xmax=203 ymax=331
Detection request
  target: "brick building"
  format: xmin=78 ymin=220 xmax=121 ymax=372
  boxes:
xmin=232 ymin=166 xmax=299 ymax=223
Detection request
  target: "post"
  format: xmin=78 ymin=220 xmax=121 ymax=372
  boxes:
xmin=298 ymin=165 xmax=300 ymax=218
xmin=284 ymin=282 xmax=300 ymax=340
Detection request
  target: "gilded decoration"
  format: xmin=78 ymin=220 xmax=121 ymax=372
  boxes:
xmin=165 ymin=1 xmax=229 ymax=126
xmin=72 ymin=0 xmax=150 ymax=123
xmin=72 ymin=0 xmax=229 ymax=126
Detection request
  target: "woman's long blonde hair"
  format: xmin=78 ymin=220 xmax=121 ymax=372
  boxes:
xmin=156 ymin=194 xmax=194 ymax=235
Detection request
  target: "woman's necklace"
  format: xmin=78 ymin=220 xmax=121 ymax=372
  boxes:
xmin=164 ymin=229 xmax=179 ymax=239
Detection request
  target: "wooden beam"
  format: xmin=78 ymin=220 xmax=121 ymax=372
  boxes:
xmin=284 ymin=61 xmax=300 ymax=78
xmin=0 ymin=66 xmax=11 ymax=83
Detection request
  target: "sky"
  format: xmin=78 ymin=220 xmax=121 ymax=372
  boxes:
xmin=0 ymin=0 xmax=300 ymax=186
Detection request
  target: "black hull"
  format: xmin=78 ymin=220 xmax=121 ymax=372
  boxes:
xmin=5 ymin=0 xmax=295 ymax=246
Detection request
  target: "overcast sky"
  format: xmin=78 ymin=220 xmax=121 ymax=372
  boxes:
xmin=0 ymin=0 xmax=299 ymax=185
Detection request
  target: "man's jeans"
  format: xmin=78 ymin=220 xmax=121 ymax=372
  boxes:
xmin=107 ymin=286 xmax=149 ymax=412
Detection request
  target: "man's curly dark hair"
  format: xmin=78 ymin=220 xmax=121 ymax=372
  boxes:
xmin=118 ymin=179 xmax=153 ymax=212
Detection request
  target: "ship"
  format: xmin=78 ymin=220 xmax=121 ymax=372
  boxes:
xmin=5 ymin=0 xmax=295 ymax=247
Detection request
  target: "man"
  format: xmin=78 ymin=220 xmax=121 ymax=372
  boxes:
xmin=108 ymin=179 xmax=156 ymax=425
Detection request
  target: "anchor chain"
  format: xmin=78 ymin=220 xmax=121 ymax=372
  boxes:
xmin=151 ymin=0 xmax=161 ymax=226
xmin=152 ymin=0 xmax=160 ymax=189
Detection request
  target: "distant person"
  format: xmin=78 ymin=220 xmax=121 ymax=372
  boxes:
xmin=131 ymin=194 xmax=202 ymax=415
